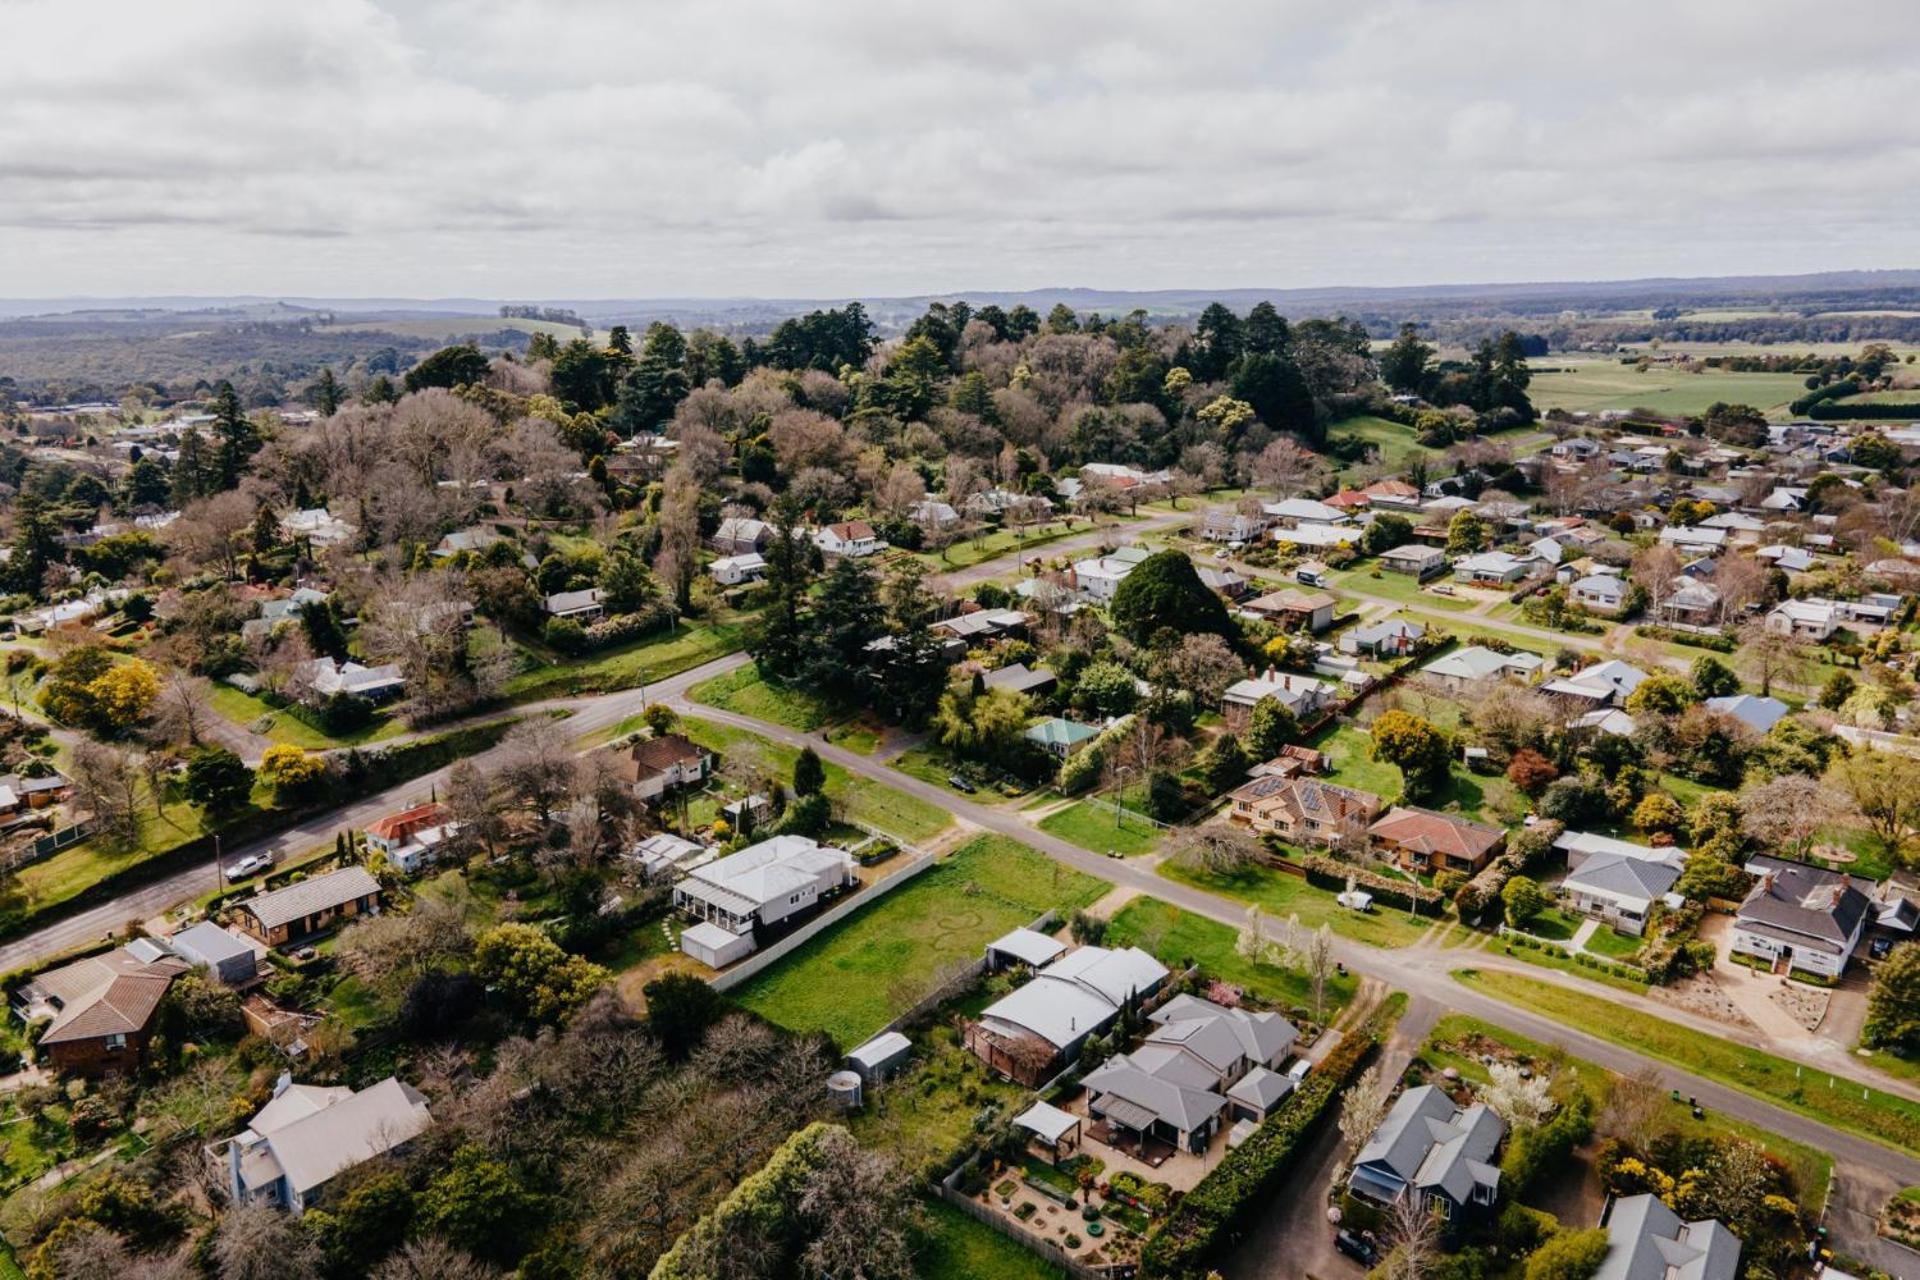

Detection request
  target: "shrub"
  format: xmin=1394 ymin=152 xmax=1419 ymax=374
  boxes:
xmin=1300 ymin=855 xmax=1446 ymax=913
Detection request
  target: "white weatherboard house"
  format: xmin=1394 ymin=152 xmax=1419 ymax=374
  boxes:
xmin=222 ymin=1075 xmax=432 ymax=1215
xmin=673 ymin=835 xmax=857 ymax=968
xmin=1729 ymin=855 xmax=1873 ymax=978
xmin=1554 ymin=831 xmax=1685 ymax=937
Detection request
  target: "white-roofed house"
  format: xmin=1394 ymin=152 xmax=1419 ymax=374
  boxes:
xmin=1543 ymin=660 xmax=1649 ymax=707
xmin=297 ymin=656 xmax=407 ymax=704
xmin=1569 ymin=572 xmax=1628 ymax=615
xmin=673 ymin=835 xmax=857 ymax=966
xmin=543 ymin=587 xmax=606 ymax=621
xmin=709 ymin=552 xmax=768 ymax=586
xmin=1419 ymin=646 xmax=1545 ymax=695
xmin=1764 ymin=598 xmax=1838 ymax=640
xmin=1452 ymin=551 xmax=1532 ymax=586
xmin=1221 ymin=670 xmax=1334 ymax=731
xmin=221 ymin=1074 xmax=433 ymax=1215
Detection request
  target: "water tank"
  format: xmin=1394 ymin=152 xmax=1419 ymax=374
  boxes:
xmin=826 ymin=1070 xmax=864 ymax=1111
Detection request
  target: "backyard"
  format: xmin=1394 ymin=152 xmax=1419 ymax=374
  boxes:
xmin=728 ymin=834 xmax=1108 ymax=1046
xmin=916 ymin=1199 xmax=1068 ymax=1280
xmin=1455 ymin=968 xmax=1920 ymax=1157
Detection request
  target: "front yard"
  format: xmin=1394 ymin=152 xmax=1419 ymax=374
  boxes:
xmin=1158 ymin=860 xmax=1437 ymax=949
xmin=1100 ymin=896 xmax=1358 ymax=1020
xmin=1037 ymin=799 xmax=1164 ymax=858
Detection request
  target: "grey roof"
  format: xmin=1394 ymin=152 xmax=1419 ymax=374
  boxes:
xmin=1737 ymin=855 xmax=1873 ymax=952
xmin=1564 ymin=852 xmax=1682 ymax=903
xmin=1082 ymin=1056 xmax=1228 ymax=1134
xmin=1150 ymin=993 xmax=1299 ymax=1065
xmin=168 ymin=921 xmax=254 ymax=966
xmin=1353 ymin=1085 xmax=1504 ymax=1206
xmin=1226 ymin=1066 xmax=1297 ymax=1110
xmin=239 ymin=865 xmax=382 ymax=931
xmin=988 ymin=927 xmax=1068 ymax=968
xmin=983 ymin=662 xmax=1056 ymax=694
xmin=239 ymin=1077 xmax=432 ymax=1197
xmin=1594 ymin=1194 xmax=1741 ymax=1280
xmin=846 ymin=1031 xmax=911 ymax=1069
xmin=1703 ymin=694 xmax=1789 ymax=734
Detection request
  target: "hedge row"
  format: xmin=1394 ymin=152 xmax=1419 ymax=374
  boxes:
xmin=1453 ymin=820 xmax=1560 ymax=925
xmin=1807 ymin=401 xmax=1920 ymax=421
xmin=1632 ymin=624 xmax=1736 ymax=652
xmin=1140 ymin=1012 xmax=1381 ymax=1278
xmin=1301 ymin=854 xmax=1446 ymax=913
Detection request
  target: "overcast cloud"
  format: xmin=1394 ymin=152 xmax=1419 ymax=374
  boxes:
xmin=4 ymin=0 xmax=1918 ymax=299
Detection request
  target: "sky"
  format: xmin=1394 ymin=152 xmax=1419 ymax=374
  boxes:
xmin=4 ymin=0 xmax=1919 ymax=301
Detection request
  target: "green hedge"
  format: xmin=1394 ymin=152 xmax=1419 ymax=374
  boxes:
xmin=1632 ymin=624 xmax=1735 ymax=652
xmin=1807 ymin=401 xmax=1920 ymax=421
xmin=1140 ymin=1010 xmax=1381 ymax=1277
xmin=1301 ymin=854 xmax=1447 ymax=913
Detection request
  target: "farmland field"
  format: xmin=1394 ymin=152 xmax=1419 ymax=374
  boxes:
xmin=1527 ymin=360 xmax=1809 ymax=418
xmin=728 ymin=834 xmax=1107 ymax=1046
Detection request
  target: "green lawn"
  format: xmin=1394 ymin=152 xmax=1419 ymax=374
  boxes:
xmin=1159 ymin=861 xmax=1437 ymax=949
xmin=1103 ymin=897 xmax=1358 ymax=1020
xmin=1527 ymin=362 xmax=1811 ymax=419
xmin=1310 ymin=723 xmax=1404 ymax=799
xmin=1037 ymin=799 xmax=1163 ymax=858
xmin=1455 ymin=968 xmax=1920 ymax=1157
xmin=916 ymin=1198 xmax=1068 ymax=1280
xmin=680 ymin=716 xmax=952 ymax=843
xmin=688 ymin=665 xmax=832 ymax=731
xmin=205 ymin=684 xmax=406 ymax=749
xmin=730 ymin=835 xmax=1107 ymax=1047
xmin=850 ymin=1021 xmax=1031 ymax=1176
xmin=1327 ymin=566 xmax=1477 ymax=613
xmin=504 ymin=619 xmax=746 ymax=702
xmin=1585 ymin=925 xmax=1645 ymax=959
xmin=918 ymin=520 xmax=1087 ymax=571
xmin=1422 ymin=1014 xmax=1831 ymax=1213
xmin=1522 ymin=906 xmax=1581 ymax=942
xmin=1497 ymin=936 xmax=1649 ymax=993
xmin=1325 ymin=415 xmax=1450 ymax=471
xmin=890 ymin=747 xmax=1024 ymax=806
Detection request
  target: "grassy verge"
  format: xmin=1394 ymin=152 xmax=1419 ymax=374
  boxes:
xmin=1455 ymin=967 xmax=1920 ymax=1157
xmin=730 ymin=834 xmax=1107 ymax=1046
xmin=1037 ymin=799 xmax=1163 ymax=858
xmin=680 ymin=716 xmax=952 ymax=843
xmin=1159 ymin=861 xmax=1437 ymax=949
xmin=1421 ymin=1013 xmax=1831 ymax=1213
xmin=688 ymin=665 xmax=832 ymax=731
xmin=1102 ymin=896 xmax=1358 ymax=1019
xmin=504 ymin=619 xmax=745 ymax=702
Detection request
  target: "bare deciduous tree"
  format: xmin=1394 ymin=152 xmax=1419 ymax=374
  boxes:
xmin=69 ymin=740 xmax=144 ymax=843
xmin=153 ymin=671 xmax=215 ymax=747
xmin=499 ymin=716 xmax=576 ymax=821
xmin=212 ymin=1203 xmax=325 ymax=1280
xmin=371 ymin=1237 xmax=503 ymax=1280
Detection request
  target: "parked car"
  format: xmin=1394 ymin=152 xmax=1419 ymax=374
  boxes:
xmin=1872 ymin=937 xmax=1894 ymax=961
xmin=1335 ymin=1230 xmax=1378 ymax=1266
xmin=947 ymin=775 xmax=977 ymax=794
xmin=223 ymin=853 xmax=271 ymax=880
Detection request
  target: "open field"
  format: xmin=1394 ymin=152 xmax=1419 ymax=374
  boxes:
xmin=1102 ymin=896 xmax=1358 ymax=1017
xmin=1160 ymin=860 xmax=1437 ymax=949
xmin=1528 ymin=361 xmax=1810 ymax=418
xmin=680 ymin=716 xmax=952 ymax=842
xmin=1456 ymin=968 xmax=1920 ymax=1157
xmin=1422 ymin=1014 xmax=1832 ymax=1214
xmin=1324 ymin=415 xmax=1446 ymax=471
xmin=728 ymin=834 xmax=1107 ymax=1046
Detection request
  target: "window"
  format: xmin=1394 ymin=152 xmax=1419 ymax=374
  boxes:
xmin=104 ymin=1033 xmax=127 ymax=1050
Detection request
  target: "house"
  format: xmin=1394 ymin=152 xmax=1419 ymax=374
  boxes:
xmin=0 ymin=768 xmax=72 ymax=812
xmin=673 ymin=835 xmax=857 ymax=966
xmin=1348 ymin=1084 xmax=1504 ymax=1222
xmin=1757 ymin=486 xmax=1808 ymax=513
xmin=1658 ymin=525 xmax=1728 ymax=555
xmin=1026 ymin=716 xmax=1102 ymax=758
xmin=432 ymin=526 xmax=509 ymax=559
xmin=1701 ymin=512 xmax=1766 ymax=544
xmin=628 ymin=832 xmax=711 ymax=880
xmin=1202 ymin=509 xmax=1268 ymax=543
xmin=1421 ymin=646 xmax=1546 ymax=693
xmin=242 ymin=587 xmax=330 ymax=641
xmin=1659 ymin=578 xmax=1722 ymax=628
xmin=1221 ymin=670 xmax=1334 ymax=730
xmin=298 ymin=657 xmax=407 ymax=703
xmin=1267 ymin=522 xmax=1361 ymax=551
xmin=709 ymin=553 xmax=768 ymax=586
xmin=1554 ymin=832 xmax=1685 ymax=936
xmin=968 ymin=488 xmax=1052 ymax=519
xmin=1070 ymin=553 xmax=1143 ymax=602
xmin=1730 ymin=855 xmax=1874 ymax=978
xmin=1228 ymin=775 xmax=1380 ymax=845
xmin=1570 ymin=573 xmax=1628 ymax=615
xmin=1764 ymin=598 xmax=1838 ymax=640
xmin=1340 ymin=617 xmax=1426 ymax=657
xmin=815 ymin=520 xmax=886 ymax=558
xmin=930 ymin=607 xmax=1031 ymax=643
xmin=1452 ymin=551 xmax=1532 ymax=586
xmin=1380 ymin=544 xmax=1449 ymax=580
xmin=1361 ymin=478 xmax=1424 ymax=509
xmin=965 ymin=944 xmax=1169 ymax=1085
xmin=166 ymin=922 xmax=260 ymax=988
xmin=712 ymin=516 xmax=772 ymax=554
xmin=1242 ymin=587 xmax=1336 ymax=633
xmin=1593 ymin=1194 xmax=1741 ymax=1280
xmin=231 ymin=865 xmax=384 ymax=948
xmin=1543 ymin=660 xmax=1649 ymax=707
xmin=983 ymin=662 xmax=1057 ymax=696
xmin=1196 ymin=564 xmax=1249 ymax=599
xmin=17 ymin=944 xmax=186 ymax=1076
xmin=909 ymin=499 xmax=960 ymax=530
xmin=1704 ymin=694 xmax=1789 ymax=734
xmin=1369 ymin=807 xmax=1506 ymax=874
xmin=1262 ymin=497 xmax=1350 ymax=526
xmin=222 ymin=1075 xmax=433 ymax=1216
xmin=609 ymin=733 xmax=713 ymax=801
xmin=364 ymin=802 xmax=461 ymax=875
xmin=543 ymin=587 xmax=606 ymax=621
xmin=281 ymin=508 xmax=355 ymax=548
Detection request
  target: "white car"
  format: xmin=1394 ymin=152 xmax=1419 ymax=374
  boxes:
xmin=224 ymin=853 xmax=271 ymax=880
